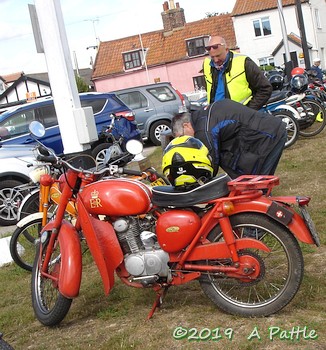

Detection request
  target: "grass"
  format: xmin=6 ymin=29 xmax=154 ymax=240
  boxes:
xmin=0 ymin=131 xmax=325 ymax=350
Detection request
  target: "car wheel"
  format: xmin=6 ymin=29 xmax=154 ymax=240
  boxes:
xmin=149 ymin=121 xmax=171 ymax=146
xmin=0 ymin=179 xmax=26 ymax=226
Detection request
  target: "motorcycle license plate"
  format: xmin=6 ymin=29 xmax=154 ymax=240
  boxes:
xmin=300 ymin=206 xmax=320 ymax=246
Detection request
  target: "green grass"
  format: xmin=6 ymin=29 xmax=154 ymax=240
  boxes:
xmin=0 ymin=132 xmax=325 ymax=350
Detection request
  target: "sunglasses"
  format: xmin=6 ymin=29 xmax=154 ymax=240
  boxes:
xmin=205 ymin=43 xmax=225 ymax=51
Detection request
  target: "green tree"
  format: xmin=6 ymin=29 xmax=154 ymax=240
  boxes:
xmin=75 ymin=75 xmax=89 ymax=92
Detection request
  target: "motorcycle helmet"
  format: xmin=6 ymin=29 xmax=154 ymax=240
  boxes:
xmin=291 ymin=74 xmax=308 ymax=93
xmin=269 ymin=74 xmax=284 ymax=91
xmin=162 ymin=136 xmax=213 ymax=187
xmin=291 ymin=67 xmax=305 ymax=76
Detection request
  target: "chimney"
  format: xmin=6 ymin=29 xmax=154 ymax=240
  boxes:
xmin=161 ymin=1 xmax=186 ymax=33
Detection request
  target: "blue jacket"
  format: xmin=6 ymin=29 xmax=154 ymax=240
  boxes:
xmin=191 ymin=100 xmax=286 ymax=178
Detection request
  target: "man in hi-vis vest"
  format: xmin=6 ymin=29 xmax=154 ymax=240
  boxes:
xmin=203 ymin=36 xmax=272 ymax=110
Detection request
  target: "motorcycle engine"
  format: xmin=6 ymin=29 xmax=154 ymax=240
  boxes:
xmin=113 ymin=216 xmax=170 ymax=286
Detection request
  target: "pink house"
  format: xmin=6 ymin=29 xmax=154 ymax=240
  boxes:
xmin=92 ymin=1 xmax=236 ymax=95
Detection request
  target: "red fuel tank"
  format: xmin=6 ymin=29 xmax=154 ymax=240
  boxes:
xmin=80 ymin=178 xmax=152 ymax=216
xmin=156 ymin=210 xmax=201 ymax=253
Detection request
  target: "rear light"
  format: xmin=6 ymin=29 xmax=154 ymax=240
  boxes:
xmin=297 ymin=196 xmax=311 ymax=206
xmin=116 ymin=110 xmax=135 ymax=121
xmin=173 ymin=86 xmax=188 ymax=112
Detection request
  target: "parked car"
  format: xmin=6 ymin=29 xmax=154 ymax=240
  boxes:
xmin=0 ymin=92 xmax=135 ymax=157
xmin=112 ymin=82 xmax=189 ymax=145
xmin=0 ymin=144 xmax=37 ymax=226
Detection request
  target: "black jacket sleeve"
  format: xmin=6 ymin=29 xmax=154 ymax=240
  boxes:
xmin=244 ymin=58 xmax=273 ymax=110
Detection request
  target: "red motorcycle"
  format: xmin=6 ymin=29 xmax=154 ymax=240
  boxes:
xmin=29 ymin=122 xmax=320 ymax=326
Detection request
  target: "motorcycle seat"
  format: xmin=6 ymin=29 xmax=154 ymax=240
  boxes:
xmin=265 ymin=90 xmax=289 ymax=105
xmin=151 ymin=173 xmax=231 ymax=207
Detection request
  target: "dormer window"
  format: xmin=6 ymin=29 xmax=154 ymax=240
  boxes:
xmin=253 ymin=17 xmax=272 ymax=37
xmin=123 ymin=49 xmax=147 ymax=70
xmin=186 ymin=36 xmax=209 ymax=57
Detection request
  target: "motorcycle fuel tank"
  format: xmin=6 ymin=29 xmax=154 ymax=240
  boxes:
xmin=156 ymin=209 xmax=201 ymax=253
xmin=80 ymin=178 xmax=152 ymax=216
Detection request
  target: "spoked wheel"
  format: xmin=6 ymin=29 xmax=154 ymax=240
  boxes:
xmin=10 ymin=218 xmax=42 ymax=272
xmin=297 ymin=99 xmax=326 ymax=137
xmin=273 ymin=110 xmax=299 ymax=148
xmin=31 ymin=240 xmax=72 ymax=326
xmin=19 ymin=191 xmax=40 ymax=220
xmin=199 ymin=213 xmax=304 ymax=317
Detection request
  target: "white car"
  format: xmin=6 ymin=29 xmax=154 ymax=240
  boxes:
xmin=0 ymin=144 xmax=37 ymax=226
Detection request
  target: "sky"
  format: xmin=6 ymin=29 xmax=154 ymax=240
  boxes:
xmin=0 ymin=0 xmax=236 ymax=76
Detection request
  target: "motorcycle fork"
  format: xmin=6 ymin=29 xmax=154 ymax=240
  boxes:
xmin=40 ymin=171 xmax=77 ymax=275
xmin=39 ymin=183 xmax=51 ymax=227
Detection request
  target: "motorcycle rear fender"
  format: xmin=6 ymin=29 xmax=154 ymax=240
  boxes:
xmin=232 ymin=198 xmax=315 ymax=244
xmin=17 ymin=211 xmax=52 ymax=228
xmin=77 ymin=198 xmax=124 ymax=295
xmin=41 ymin=220 xmax=82 ymax=298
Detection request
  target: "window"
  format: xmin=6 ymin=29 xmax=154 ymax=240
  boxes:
xmin=193 ymin=76 xmax=206 ymax=90
xmin=258 ymin=57 xmax=274 ymax=67
xmin=186 ymin=36 xmax=209 ymax=57
xmin=0 ymin=110 xmax=35 ymax=137
xmin=253 ymin=17 xmax=272 ymax=37
xmin=123 ymin=49 xmax=147 ymax=70
xmin=147 ymin=86 xmax=176 ymax=102
xmin=117 ymin=91 xmax=148 ymax=109
xmin=314 ymin=9 xmax=322 ymax=29
xmin=81 ymin=98 xmax=106 ymax=114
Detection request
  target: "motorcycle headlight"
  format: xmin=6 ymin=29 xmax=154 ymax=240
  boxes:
xmin=29 ymin=166 xmax=49 ymax=183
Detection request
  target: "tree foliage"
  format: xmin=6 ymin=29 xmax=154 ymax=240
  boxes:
xmin=75 ymin=75 xmax=89 ymax=92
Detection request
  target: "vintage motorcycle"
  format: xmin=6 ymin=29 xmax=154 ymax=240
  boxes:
xmin=29 ymin=121 xmax=320 ymax=326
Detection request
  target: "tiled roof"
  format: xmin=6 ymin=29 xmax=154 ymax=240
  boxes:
xmin=271 ymin=32 xmax=312 ymax=56
xmin=2 ymin=72 xmax=24 ymax=83
xmin=92 ymin=14 xmax=236 ymax=80
xmin=232 ymin=0 xmax=309 ymax=16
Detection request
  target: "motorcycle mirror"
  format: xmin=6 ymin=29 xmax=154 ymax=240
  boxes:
xmin=29 ymin=121 xmax=46 ymax=138
xmin=125 ymin=139 xmax=143 ymax=155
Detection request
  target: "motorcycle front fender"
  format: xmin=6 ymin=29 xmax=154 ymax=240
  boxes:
xmin=17 ymin=211 xmax=52 ymax=227
xmin=41 ymin=220 xmax=82 ymax=298
xmin=232 ymin=198 xmax=315 ymax=245
xmin=274 ymin=104 xmax=301 ymax=120
xmin=77 ymin=198 xmax=124 ymax=295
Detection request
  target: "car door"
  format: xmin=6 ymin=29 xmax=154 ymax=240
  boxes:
xmin=116 ymin=90 xmax=157 ymax=137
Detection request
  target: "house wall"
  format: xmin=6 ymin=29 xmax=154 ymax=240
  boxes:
xmin=94 ymin=56 xmax=205 ymax=94
xmin=0 ymin=81 xmax=50 ymax=105
xmin=232 ymin=2 xmax=326 ymax=68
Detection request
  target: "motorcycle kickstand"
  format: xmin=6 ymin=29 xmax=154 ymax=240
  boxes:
xmin=147 ymin=285 xmax=169 ymax=320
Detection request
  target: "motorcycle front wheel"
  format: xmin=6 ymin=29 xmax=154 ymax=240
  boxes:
xmin=272 ymin=110 xmax=299 ymax=148
xmin=31 ymin=241 xmax=72 ymax=326
xmin=10 ymin=217 xmax=42 ymax=272
xmin=199 ymin=213 xmax=304 ymax=317
xmin=297 ymin=99 xmax=326 ymax=137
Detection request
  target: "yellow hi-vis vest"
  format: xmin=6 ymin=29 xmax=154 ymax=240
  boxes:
xmin=203 ymin=52 xmax=253 ymax=105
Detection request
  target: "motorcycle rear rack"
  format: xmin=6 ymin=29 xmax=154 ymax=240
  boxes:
xmin=227 ymin=175 xmax=279 ymax=193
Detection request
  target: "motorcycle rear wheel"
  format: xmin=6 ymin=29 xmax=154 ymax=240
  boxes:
xmin=199 ymin=213 xmax=304 ymax=317
xmin=31 ymin=241 xmax=72 ymax=326
xmin=10 ymin=217 xmax=42 ymax=272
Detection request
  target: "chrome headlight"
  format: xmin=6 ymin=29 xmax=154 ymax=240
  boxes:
xmin=29 ymin=166 xmax=49 ymax=183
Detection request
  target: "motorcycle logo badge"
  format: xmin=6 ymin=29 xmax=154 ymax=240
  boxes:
xmin=90 ymin=189 xmax=103 ymax=208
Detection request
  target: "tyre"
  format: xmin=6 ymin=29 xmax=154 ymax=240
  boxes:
xmin=0 ymin=333 xmax=14 ymax=350
xmin=199 ymin=213 xmax=304 ymax=317
xmin=297 ymin=99 xmax=326 ymax=137
xmin=10 ymin=217 xmax=42 ymax=272
xmin=272 ymin=110 xmax=299 ymax=148
xmin=19 ymin=191 xmax=40 ymax=220
xmin=149 ymin=121 xmax=171 ymax=146
xmin=0 ymin=179 xmax=25 ymax=226
xmin=31 ymin=241 xmax=72 ymax=326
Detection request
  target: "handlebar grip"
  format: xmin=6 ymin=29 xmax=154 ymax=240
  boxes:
xmin=36 ymin=154 xmax=57 ymax=163
xmin=122 ymin=168 xmax=143 ymax=176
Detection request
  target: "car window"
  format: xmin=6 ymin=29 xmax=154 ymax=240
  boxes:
xmin=0 ymin=109 xmax=35 ymax=137
xmin=146 ymin=86 xmax=176 ymax=102
xmin=81 ymin=98 xmax=107 ymax=114
xmin=37 ymin=105 xmax=57 ymax=128
xmin=117 ymin=91 xmax=148 ymax=109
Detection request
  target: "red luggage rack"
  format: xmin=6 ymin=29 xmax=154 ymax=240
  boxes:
xmin=227 ymin=175 xmax=280 ymax=195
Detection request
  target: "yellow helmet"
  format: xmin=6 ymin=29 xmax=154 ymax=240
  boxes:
xmin=162 ymin=136 xmax=213 ymax=187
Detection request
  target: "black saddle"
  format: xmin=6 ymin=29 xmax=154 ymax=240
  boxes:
xmin=151 ymin=173 xmax=231 ymax=207
xmin=265 ymin=90 xmax=289 ymax=105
